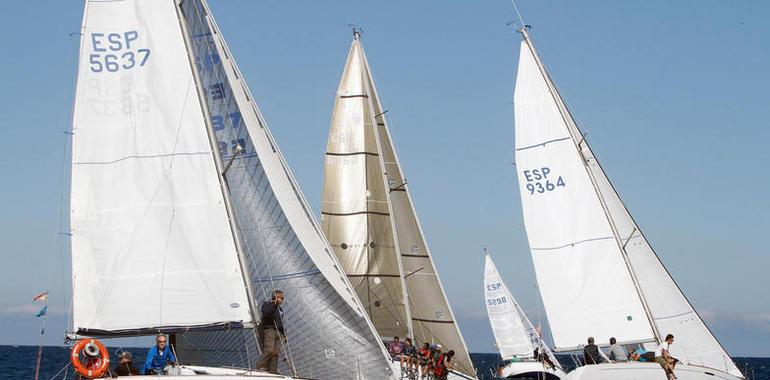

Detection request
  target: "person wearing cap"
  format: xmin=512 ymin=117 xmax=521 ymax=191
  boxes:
xmin=111 ymin=351 xmax=140 ymax=377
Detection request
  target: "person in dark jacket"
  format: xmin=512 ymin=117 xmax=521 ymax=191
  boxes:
xmin=257 ymin=290 xmax=285 ymax=374
xmin=583 ymin=337 xmax=607 ymax=365
xmin=111 ymin=351 xmax=140 ymax=377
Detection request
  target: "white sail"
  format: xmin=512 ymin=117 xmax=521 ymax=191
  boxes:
xmin=514 ymin=37 xmax=654 ymax=350
xmin=321 ymin=34 xmax=476 ymax=377
xmin=70 ymin=0 xmax=252 ymax=335
xmin=513 ymin=28 xmax=742 ymax=378
xmin=484 ymin=253 xmax=540 ymax=360
xmin=173 ymin=2 xmax=396 ymax=378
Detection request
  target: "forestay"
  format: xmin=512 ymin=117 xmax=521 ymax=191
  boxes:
xmin=321 ymin=34 xmax=476 ymax=377
xmin=484 ymin=253 xmax=559 ymax=369
xmin=70 ymin=0 xmax=252 ymax=335
xmin=174 ymin=1 xmax=396 ymax=378
xmin=513 ymin=28 xmax=741 ymax=377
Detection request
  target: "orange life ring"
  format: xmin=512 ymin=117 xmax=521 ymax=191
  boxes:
xmin=71 ymin=339 xmax=110 ymax=379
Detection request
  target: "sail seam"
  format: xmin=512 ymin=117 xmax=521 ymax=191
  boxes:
xmin=325 ymin=151 xmax=379 ymax=157
xmin=251 ymin=269 xmax=322 ymax=283
xmin=74 ymin=151 xmax=210 ymax=165
xmin=321 ymin=210 xmax=390 ymax=217
xmin=339 ymin=94 xmax=368 ymax=98
xmin=412 ymin=317 xmax=454 ymax=324
xmin=515 ymin=136 xmax=571 ymax=151
xmin=347 ymin=274 xmax=401 ymax=278
xmin=530 ymin=236 xmax=615 ymax=251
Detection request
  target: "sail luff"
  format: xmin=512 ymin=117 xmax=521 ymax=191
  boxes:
xmin=357 ymin=37 xmax=415 ymax=340
xmin=174 ymin=0 xmax=259 ymax=334
xmin=357 ymin=38 xmax=476 ymax=376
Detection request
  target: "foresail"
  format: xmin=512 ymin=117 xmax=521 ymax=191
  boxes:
xmin=70 ymin=0 xmax=251 ymax=335
xmin=514 ymin=38 xmax=656 ymax=351
xmin=175 ymin=1 xmax=395 ymax=378
xmin=576 ymin=73 xmax=743 ymax=379
xmin=321 ymin=37 xmax=410 ymax=339
xmin=484 ymin=254 xmax=537 ymax=359
xmin=360 ymin=38 xmax=476 ymax=376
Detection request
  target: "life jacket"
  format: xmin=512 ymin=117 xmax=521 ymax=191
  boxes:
xmin=434 ymin=354 xmax=447 ymax=377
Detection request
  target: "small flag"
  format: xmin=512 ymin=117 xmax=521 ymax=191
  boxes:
xmin=33 ymin=292 xmax=49 ymax=302
xmin=36 ymin=305 xmax=47 ymax=318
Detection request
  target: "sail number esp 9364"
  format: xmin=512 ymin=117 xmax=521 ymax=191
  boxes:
xmin=88 ymin=32 xmax=150 ymax=73
xmin=522 ymin=167 xmax=565 ymax=195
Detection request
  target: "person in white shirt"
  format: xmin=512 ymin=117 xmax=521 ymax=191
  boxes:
xmin=654 ymin=334 xmax=679 ymax=380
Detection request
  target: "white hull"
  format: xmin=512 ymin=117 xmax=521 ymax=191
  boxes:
xmin=146 ymin=365 xmax=293 ymax=379
xmin=564 ymin=362 xmax=743 ymax=380
xmin=500 ymin=361 xmax=566 ymax=379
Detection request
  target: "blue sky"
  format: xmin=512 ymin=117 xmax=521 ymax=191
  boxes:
xmin=0 ymin=1 xmax=768 ymax=356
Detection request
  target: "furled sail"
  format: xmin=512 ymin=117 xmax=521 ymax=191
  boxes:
xmin=513 ymin=28 xmax=741 ymax=377
xmin=174 ymin=1 xmax=396 ymax=378
xmin=321 ymin=34 xmax=476 ymax=377
xmin=484 ymin=252 xmax=559 ymax=370
xmin=70 ymin=0 xmax=252 ymax=336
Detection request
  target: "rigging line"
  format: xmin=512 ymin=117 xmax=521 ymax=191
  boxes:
xmin=510 ymin=0 xmax=527 ymax=29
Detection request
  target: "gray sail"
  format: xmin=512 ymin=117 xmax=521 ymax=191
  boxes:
xmin=321 ymin=34 xmax=476 ymax=377
xmin=174 ymin=1 xmax=396 ymax=378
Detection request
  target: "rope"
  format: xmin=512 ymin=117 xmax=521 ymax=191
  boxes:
xmin=510 ymin=0 xmax=527 ymax=29
xmin=47 ymin=362 xmax=71 ymax=380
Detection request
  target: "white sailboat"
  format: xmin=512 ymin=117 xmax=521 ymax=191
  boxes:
xmin=320 ymin=31 xmax=477 ymax=379
xmin=483 ymin=252 xmax=566 ymax=379
xmin=512 ymin=25 xmax=744 ymax=380
xmin=69 ymin=1 xmax=397 ymax=378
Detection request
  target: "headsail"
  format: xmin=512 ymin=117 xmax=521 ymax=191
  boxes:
xmin=321 ymin=34 xmax=476 ymax=377
xmin=484 ymin=252 xmax=559 ymax=370
xmin=513 ymin=28 xmax=741 ymax=377
xmin=70 ymin=0 xmax=252 ymax=336
xmin=174 ymin=1 xmax=396 ymax=378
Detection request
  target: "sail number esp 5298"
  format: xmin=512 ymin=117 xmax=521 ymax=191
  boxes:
xmin=522 ymin=167 xmax=565 ymax=195
xmin=89 ymin=32 xmax=150 ymax=73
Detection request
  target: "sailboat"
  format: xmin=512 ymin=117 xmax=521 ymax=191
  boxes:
xmin=68 ymin=0 xmax=397 ymax=378
xmin=319 ymin=31 xmax=477 ymax=379
xmin=512 ymin=25 xmax=744 ymax=380
xmin=483 ymin=251 xmax=566 ymax=379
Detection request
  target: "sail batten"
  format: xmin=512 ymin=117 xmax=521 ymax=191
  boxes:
xmin=513 ymin=29 xmax=742 ymax=377
xmin=322 ymin=35 xmax=476 ymax=377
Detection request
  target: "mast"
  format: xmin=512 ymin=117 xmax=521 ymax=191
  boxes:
xmin=516 ymin=27 xmax=661 ymax=343
xmin=175 ymin=0 xmax=260 ymax=335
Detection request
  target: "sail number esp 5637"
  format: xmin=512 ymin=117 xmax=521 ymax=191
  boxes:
xmin=89 ymin=32 xmax=150 ymax=73
xmin=522 ymin=167 xmax=565 ymax=195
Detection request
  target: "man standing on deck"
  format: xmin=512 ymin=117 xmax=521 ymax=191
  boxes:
xmin=257 ymin=290 xmax=285 ymax=374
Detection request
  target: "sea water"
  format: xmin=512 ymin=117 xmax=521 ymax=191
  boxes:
xmin=2 ymin=346 xmax=767 ymax=379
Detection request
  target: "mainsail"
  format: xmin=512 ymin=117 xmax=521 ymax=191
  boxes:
xmin=513 ymin=27 xmax=742 ymax=377
xmin=70 ymin=0 xmax=252 ymax=336
xmin=321 ymin=33 xmax=476 ymax=376
xmin=71 ymin=1 xmax=396 ymax=378
xmin=483 ymin=252 xmax=559 ymax=370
